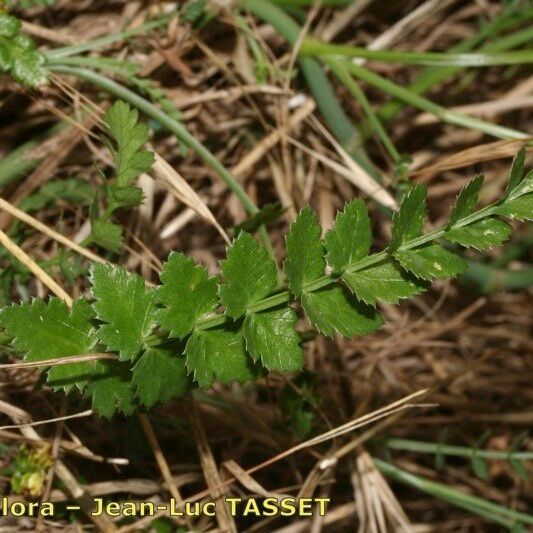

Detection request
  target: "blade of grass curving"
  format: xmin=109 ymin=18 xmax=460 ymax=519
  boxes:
xmin=336 ymin=60 xmax=528 ymax=140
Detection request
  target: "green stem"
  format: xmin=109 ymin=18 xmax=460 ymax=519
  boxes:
xmin=382 ymin=437 xmax=533 ymax=461
xmin=375 ymin=458 xmax=533 ymax=528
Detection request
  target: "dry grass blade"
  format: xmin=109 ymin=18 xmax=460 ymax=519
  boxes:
xmin=0 ymin=410 xmax=93 ymax=431
xmin=151 ymin=152 xmax=230 ymax=244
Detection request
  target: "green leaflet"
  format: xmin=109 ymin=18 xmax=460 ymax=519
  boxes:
xmin=324 ymin=198 xmax=372 ymax=273
xmin=20 ymin=178 xmax=93 ymax=212
xmin=91 ymin=264 xmax=157 ymax=361
xmin=343 ymin=260 xmax=428 ymax=306
xmin=301 ymin=286 xmax=383 ymax=337
xmin=157 ymin=252 xmax=218 ymax=338
xmin=184 ymin=328 xmax=255 ymax=388
xmin=244 ymin=308 xmax=302 ymax=372
xmin=495 ymin=193 xmax=533 ymax=221
xmin=448 ymin=175 xmax=484 ymax=225
xmin=0 ymin=298 xmax=97 ymax=392
xmin=104 ymin=101 xmax=155 ymax=188
xmin=504 ymin=146 xmax=525 ymax=198
xmin=395 ymin=244 xmax=467 ymax=281
xmin=219 ymin=232 xmax=278 ymax=318
xmin=446 ymin=219 xmax=511 ymax=250
xmin=0 ymin=14 xmax=47 ymax=87
xmin=85 ymin=360 xmax=136 ymax=418
xmin=508 ymin=169 xmax=533 ymax=201
xmin=285 ymin=208 xmax=324 ymax=297
xmin=389 ymin=184 xmax=427 ymax=251
xmin=91 ymin=219 xmax=123 ymax=253
xmin=132 ymin=347 xmax=189 ymax=407
xmin=110 ymin=185 xmax=144 ymax=208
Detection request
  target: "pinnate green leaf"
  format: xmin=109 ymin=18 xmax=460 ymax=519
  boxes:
xmin=132 ymin=347 xmax=189 ymax=407
xmin=0 ymin=298 xmax=97 ymax=392
xmin=446 ymin=218 xmax=511 ymax=250
xmin=448 ymin=175 xmax=484 ymax=225
xmin=85 ymin=360 xmax=136 ymax=418
xmin=219 ymin=232 xmax=277 ymax=318
xmin=91 ymin=264 xmax=157 ymax=360
xmin=343 ymin=260 xmax=428 ymax=306
xmin=104 ymin=101 xmax=155 ymax=187
xmin=184 ymin=328 xmax=254 ymax=388
xmin=389 ymin=184 xmax=427 ymax=251
xmin=324 ymin=198 xmax=371 ymax=273
xmin=158 ymin=252 xmax=218 ymax=338
xmin=495 ymin=194 xmax=533 ymax=221
xmin=243 ymin=308 xmax=302 ymax=372
xmin=285 ymin=208 xmax=324 ymax=297
xmin=110 ymin=185 xmax=144 ymax=208
xmin=301 ymin=286 xmax=383 ymax=337
xmin=395 ymin=244 xmax=467 ymax=281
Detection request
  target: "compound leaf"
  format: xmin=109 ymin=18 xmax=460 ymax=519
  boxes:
xmin=158 ymin=252 xmax=218 ymax=338
xmin=389 ymin=184 xmax=427 ymax=251
xmin=448 ymin=175 xmax=484 ymax=225
xmin=0 ymin=298 xmax=97 ymax=392
xmin=132 ymin=348 xmax=189 ymax=407
xmin=395 ymin=243 xmax=467 ymax=280
xmin=343 ymin=260 xmax=428 ymax=306
xmin=85 ymin=360 xmax=136 ymax=418
xmin=90 ymin=264 xmax=157 ymax=361
xmin=324 ymin=198 xmax=371 ymax=273
xmin=446 ymin=218 xmax=511 ymax=250
xmin=285 ymin=208 xmax=324 ymax=297
xmin=243 ymin=308 xmax=302 ymax=372
xmin=184 ymin=328 xmax=254 ymax=388
xmin=219 ymin=232 xmax=277 ymax=318
xmin=495 ymin=194 xmax=533 ymax=221
xmin=301 ymin=286 xmax=383 ymax=337
xmin=104 ymin=101 xmax=155 ymax=187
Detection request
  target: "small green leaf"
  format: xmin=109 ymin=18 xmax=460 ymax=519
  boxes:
xmin=471 ymin=455 xmax=489 ymax=480
xmin=389 ymin=184 xmax=427 ymax=251
xmin=495 ymin=194 xmax=533 ymax=221
xmin=395 ymin=244 xmax=467 ymax=280
xmin=90 ymin=264 xmax=157 ymax=361
xmin=219 ymin=232 xmax=278 ymax=318
xmin=343 ymin=260 xmax=428 ymax=306
xmin=301 ymin=286 xmax=383 ymax=337
xmin=285 ymin=208 xmax=324 ymax=297
xmin=184 ymin=328 xmax=254 ymax=387
xmin=0 ymin=298 xmax=97 ymax=392
xmin=104 ymin=101 xmax=155 ymax=187
xmin=91 ymin=219 xmax=123 ymax=253
xmin=508 ymin=169 xmax=533 ymax=201
xmin=11 ymin=48 xmax=47 ymax=87
xmin=505 ymin=146 xmax=525 ymax=197
xmin=324 ymin=198 xmax=371 ymax=273
xmin=446 ymin=218 xmax=511 ymax=250
xmin=132 ymin=348 xmax=189 ymax=407
xmin=243 ymin=308 xmax=303 ymax=372
xmin=85 ymin=360 xmax=136 ymax=418
xmin=157 ymin=252 xmax=218 ymax=338
xmin=0 ymin=12 xmax=22 ymax=38
xmin=448 ymin=175 xmax=484 ymax=225
xmin=110 ymin=185 xmax=144 ymax=208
